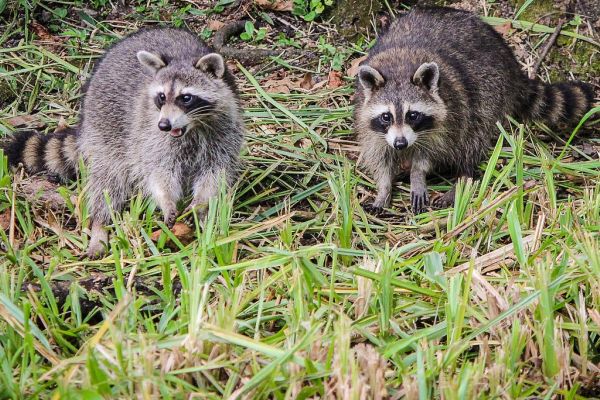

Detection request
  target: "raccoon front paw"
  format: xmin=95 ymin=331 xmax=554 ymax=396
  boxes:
xmin=182 ymin=203 xmax=208 ymax=225
xmin=46 ymin=173 xmax=63 ymax=185
xmin=363 ymin=203 xmax=385 ymax=215
xmin=163 ymin=210 xmax=177 ymax=229
xmin=411 ymin=191 xmax=429 ymax=214
xmin=86 ymin=241 xmax=107 ymax=259
xmin=432 ymin=190 xmax=455 ymax=209
xmin=86 ymin=222 xmax=109 ymax=259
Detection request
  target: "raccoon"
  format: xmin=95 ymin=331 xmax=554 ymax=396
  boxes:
xmin=355 ymin=7 xmax=596 ymax=214
xmin=4 ymin=27 xmax=244 ymax=257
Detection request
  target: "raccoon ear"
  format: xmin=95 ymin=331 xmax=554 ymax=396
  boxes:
xmin=413 ymin=62 xmax=440 ymax=92
xmin=137 ymin=51 xmax=166 ymax=74
xmin=196 ymin=53 xmax=225 ymax=79
xmin=358 ymin=66 xmax=385 ymax=91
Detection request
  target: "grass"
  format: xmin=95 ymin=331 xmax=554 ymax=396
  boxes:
xmin=1 ymin=0 xmax=600 ymax=398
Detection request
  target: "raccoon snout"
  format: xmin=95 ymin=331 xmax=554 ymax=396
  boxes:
xmin=393 ymin=137 xmax=408 ymax=150
xmin=158 ymin=119 xmax=172 ymax=132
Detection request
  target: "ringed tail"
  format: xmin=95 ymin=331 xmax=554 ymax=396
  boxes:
xmin=1 ymin=128 xmax=79 ymax=180
xmin=521 ymin=79 xmax=597 ymax=126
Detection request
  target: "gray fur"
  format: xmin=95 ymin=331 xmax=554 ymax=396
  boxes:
xmin=78 ymin=27 xmax=244 ymax=256
xmin=355 ymin=7 xmax=596 ymax=214
xmin=4 ymin=27 xmax=245 ymax=257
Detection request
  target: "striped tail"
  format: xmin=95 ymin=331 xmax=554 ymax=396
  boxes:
xmin=521 ymin=79 xmax=596 ymax=126
xmin=1 ymin=128 xmax=79 ymax=180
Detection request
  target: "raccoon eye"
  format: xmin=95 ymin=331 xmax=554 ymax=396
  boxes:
xmin=180 ymin=94 xmax=194 ymax=104
xmin=154 ymin=93 xmax=166 ymax=109
xmin=380 ymin=112 xmax=392 ymax=124
xmin=406 ymin=111 xmax=423 ymax=123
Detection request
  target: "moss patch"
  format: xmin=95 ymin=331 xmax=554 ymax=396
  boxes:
xmin=330 ymin=0 xmax=384 ymax=38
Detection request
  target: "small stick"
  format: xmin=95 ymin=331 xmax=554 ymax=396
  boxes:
xmin=530 ymin=19 xmax=565 ymax=79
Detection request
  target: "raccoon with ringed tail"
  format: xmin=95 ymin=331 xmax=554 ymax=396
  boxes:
xmin=3 ymin=27 xmax=245 ymax=257
xmin=355 ymin=7 xmax=596 ymax=214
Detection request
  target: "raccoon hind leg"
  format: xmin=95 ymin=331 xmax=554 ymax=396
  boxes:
xmin=432 ymin=167 xmax=474 ymax=210
xmin=85 ymin=170 xmax=129 ymax=258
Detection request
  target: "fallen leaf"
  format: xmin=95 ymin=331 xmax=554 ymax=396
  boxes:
xmin=6 ymin=115 xmax=45 ymax=129
xmin=347 ymin=55 xmax=367 ymax=77
xmin=311 ymin=79 xmax=328 ymax=91
xmin=151 ymin=222 xmax=194 ymax=245
xmin=29 ymin=20 xmax=66 ymax=52
xmin=298 ymin=72 xmax=314 ymax=90
xmin=254 ymin=0 xmax=293 ymax=11
xmin=207 ymin=19 xmax=225 ymax=31
xmin=30 ymin=20 xmax=53 ymax=41
xmin=55 ymin=117 xmax=69 ymax=132
xmin=327 ymin=70 xmax=343 ymax=89
xmin=298 ymin=138 xmax=312 ymax=148
xmin=18 ymin=177 xmax=69 ymax=211
xmin=266 ymin=83 xmax=290 ymax=94
xmin=263 ymin=76 xmax=295 ymax=93
xmin=0 ymin=209 xmax=10 ymax=230
xmin=494 ymin=22 xmax=512 ymax=36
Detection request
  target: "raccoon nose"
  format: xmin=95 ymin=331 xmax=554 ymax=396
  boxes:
xmin=158 ymin=119 xmax=172 ymax=132
xmin=393 ymin=137 xmax=408 ymax=150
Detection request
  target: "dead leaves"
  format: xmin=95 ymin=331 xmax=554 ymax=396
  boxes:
xmin=5 ymin=114 xmax=45 ymax=129
xmin=18 ymin=177 xmax=71 ymax=211
xmin=254 ymin=0 xmax=294 ymax=12
xmin=494 ymin=21 xmax=513 ymax=36
xmin=346 ymin=55 xmax=367 ymax=78
xmin=30 ymin=20 xmax=54 ymax=41
xmin=299 ymin=72 xmax=314 ymax=90
xmin=263 ymin=55 xmax=362 ymax=94
xmin=327 ymin=70 xmax=343 ymax=89
xmin=263 ymin=69 xmax=347 ymax=93
xmin=0 ymin=209 xmax=10 ymax=231
xmin=264 ymin=75 xmax=296 ymax=93
xmin=151 ymin=222 xmax=194 ymax=245
xmin=29 ymin=20 xmax=66 ymax=52
xmin=207 ymin=19 xmax=225 ymax=32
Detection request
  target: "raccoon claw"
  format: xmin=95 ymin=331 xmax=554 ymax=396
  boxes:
xmin=411 ymin=191 xmax=429 ymax=214
xmin=85 ymin=241 xmax=107 ymax=259
xmin=363 ymin=203 xmax=385 ymax=215
xmin=163 ymin=210 xmax=177 ymax=229
xmin=432 ymin=190 xmax=455 ymax=209
xmin=86 ymin=223 xmax=108 ymax=259
xmin=46 ymin=173 xmax=63 ymax=185
xmin=182 ymin=203 xmax=207 ymax=225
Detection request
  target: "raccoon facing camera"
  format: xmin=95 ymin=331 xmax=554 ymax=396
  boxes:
xmin=3 ymin=27 xmax=245 ymax=258
xmin=354 ymin=7 xmax=596 ymax=215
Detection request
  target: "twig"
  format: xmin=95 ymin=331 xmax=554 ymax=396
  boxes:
xmin=530 ymin=19 xmax=565 ymax=79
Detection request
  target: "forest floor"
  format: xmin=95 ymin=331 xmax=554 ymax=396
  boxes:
xmin=0 ymin=0 xmax=599 ymax=398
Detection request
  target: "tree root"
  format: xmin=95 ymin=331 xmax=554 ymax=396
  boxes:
xmin=213 ymin=20 xmax=279 ymax=64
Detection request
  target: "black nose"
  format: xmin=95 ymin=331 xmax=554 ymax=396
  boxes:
xmin=393 ymin=137 xmax=408 ymax=150
xmin=158 ymin=119 xmax=171 ymax=132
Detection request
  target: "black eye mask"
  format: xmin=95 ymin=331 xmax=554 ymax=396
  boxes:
xmin=370 ymin=112 xmax=393 ymax=133
xmin=176 ymin=95 xmax=215 ymax=114
xmin=405 ymin=111 xmax=435 ymax=132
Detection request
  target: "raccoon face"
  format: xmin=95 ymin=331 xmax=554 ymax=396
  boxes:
xmin=357 ymin=62 xmax=447 ymax=150
xmin=137 ymin=51 xmax=229 ymax=138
